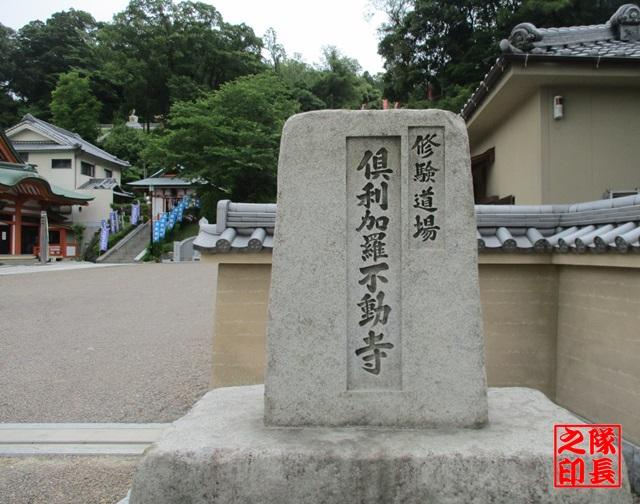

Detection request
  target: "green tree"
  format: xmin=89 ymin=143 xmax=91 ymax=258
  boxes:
xmin=312 ymin=47 xmax=365 ymax=109
xmin=277 ymin=56 xmax=327 ymax=111
xmin=142 ymin=72 xmax=299 ymax=202
xmin=96 ymin=0 xmax=265 ymax=125
xmin=376 ymin=0 xmax=627 ymax=110
xmin=263 ymin=27 xmax=286 ymax=71
xmin=50 ymin=71 xmax=101 ymax=142
xmin=10 ymin=10 xmax=98 ymax=116
xmin=0 ymin=23 xmax=19 ymax=127
xmin=99 ymin=124 xmax=150 ymax=182
xmin=277 ymin=48 xmax=382 ymax=112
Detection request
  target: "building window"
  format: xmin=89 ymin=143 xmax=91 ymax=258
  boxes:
xmin=20 ymin=152 xmax=29 ymax=163
xmin=104 ymin=169 xmax=112 ymax=178
xmin=81 ymin=161 xmax=95 ymax=177
xmin=52 ymin=159 xmax=72 ymax=169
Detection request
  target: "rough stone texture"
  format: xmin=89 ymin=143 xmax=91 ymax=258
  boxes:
xmin=266 ymin=110 xmax=487 ymax=427
xmin=129 ymin=385 xmax=632 ymax=504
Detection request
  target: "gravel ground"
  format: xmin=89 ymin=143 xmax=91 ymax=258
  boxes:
xmin=0 ymin=262 xmax=216 ymax=422
xmin=0 ymin=456 xmax=137 ymax=504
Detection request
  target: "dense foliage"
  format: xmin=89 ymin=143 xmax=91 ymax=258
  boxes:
xmin=142 ymin=73 xmax=299 ymax=202
xmin=0 ymin=0 xmax=382 ymax=202
xmin=376 ymin=0 xmax=629 ymax=110
xmin=51 ymin=71 xmax=101 ymax=142
xmin=0 ymin=0 xmax=627 ymax=203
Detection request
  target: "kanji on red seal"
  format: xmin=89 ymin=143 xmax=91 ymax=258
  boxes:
xmin=554 ymin=424 xmax=622 ymax=488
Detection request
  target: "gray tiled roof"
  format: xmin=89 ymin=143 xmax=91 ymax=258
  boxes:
xmin=194 ymin=196 xmax=640 ymax=254
xmin=499 ymin=4 xmax=640 ymax=56
xmin=78 ymin=178 xmax=120 ymax=190
xmin=127 ymin=177 xmax=193 ymax=187
xmin=462 ymin=3 xmax=640 ymax=121
xmin=477 ymin=195 xmax=640 ymax=253
xmin=193 ymin=200 xmax=275 ymax=253
xmin=7 ymin=114 xmax=130 ymax=168
xmin=77 ymin=177 xmax=134 ymax=197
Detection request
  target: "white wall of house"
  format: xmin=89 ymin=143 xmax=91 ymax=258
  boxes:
xmin=72 ymin=189 xmax=114 ymax=236
xmin=75 ymin=152 xmax=122 ymax=186
xmin=22 ymin=151 xmax=78 ymax=189
xmin=9 ymin=129 xmax=46 ymax=142
xmin=9 ymin=128 xmax=126 ymax=237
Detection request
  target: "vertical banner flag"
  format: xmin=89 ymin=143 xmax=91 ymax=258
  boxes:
xmin=159 ymin=215 xmax=166 ymax=239
xmin=109 ymin=210 xmax=116 ymax=233
xmin=99 ymin=219 xmax=109 ymax=252
xmin=131 ymin=202 xmax=140 ymax=225
xmin=153 ymin=220 xmax=160 ymax=242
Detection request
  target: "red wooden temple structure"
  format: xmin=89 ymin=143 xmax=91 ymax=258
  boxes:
xmin=0 ymin=130 xmax=93 ymax=259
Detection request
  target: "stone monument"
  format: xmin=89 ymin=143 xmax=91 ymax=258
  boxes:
xmin=128 ymin=110 xmax=632 ymax=503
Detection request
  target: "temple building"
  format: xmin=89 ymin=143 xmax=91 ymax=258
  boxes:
xmin=0 ymin=130 xmax=93 ymax=260
xmin=5 ymin=114 xmax=131 ymax=239
xmin=128 ymin=168 xmax=195 ymax=220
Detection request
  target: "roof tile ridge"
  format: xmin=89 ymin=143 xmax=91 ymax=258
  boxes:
xmin=11 ymin=115 xmax=69 ymax=147
xmin=22 ymin=115 xmax=129 ymax=166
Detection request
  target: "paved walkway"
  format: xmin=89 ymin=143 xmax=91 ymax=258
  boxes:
xmin=98 ymin=222 xmax=151 ymax=264
xmin=0 ymin=262 xmax=216 ymax=423
xmin=0 ymin=261 xmax=129 ymax=275
xmin=1 ymin=456 xmax=138 ymax=504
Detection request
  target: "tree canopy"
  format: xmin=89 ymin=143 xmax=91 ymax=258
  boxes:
xmin=376 ymin=0 xmax=629 ymax=110
xmin=9 ymin=10 xmax=99 ymax=117
xmin=0 ymin=0 xmax=626 ymax=204
xmin=50 ymin=70 xmax=101 ymax=142
xmin=142 ymin=72 xmax=299 ymax=202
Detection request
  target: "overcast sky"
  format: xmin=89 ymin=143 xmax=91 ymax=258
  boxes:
xmin=1 ymin=0 xmax=388 ymax=74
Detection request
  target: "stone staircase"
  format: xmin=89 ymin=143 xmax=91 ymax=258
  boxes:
xmin=97 ymin=222 xmax=150 ymax=264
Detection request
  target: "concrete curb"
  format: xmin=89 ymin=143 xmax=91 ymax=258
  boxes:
xmin=0 ymin=423 xmax=169 ymax=456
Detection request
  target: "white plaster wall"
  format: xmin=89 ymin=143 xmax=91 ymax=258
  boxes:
xmin=72 ymin=189 xmax=113 ymax=229
xmin=19 ymin=151 xmax=77 ymax=189
xmin=76 ymin=153 xmax=122 ymax=186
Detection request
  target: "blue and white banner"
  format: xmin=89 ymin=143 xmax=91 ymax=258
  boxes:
xmin=159 ymin=217 xmax=166 ymax=240
xmin=99 ymin=219 xmax=109 ymax=252
xmin=153 ymin=220 xmax=161 ymax=242
xmin=131 ymin=203 xmax=140 ymax=225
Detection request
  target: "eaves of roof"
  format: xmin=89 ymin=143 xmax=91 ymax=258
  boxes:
xmin=0 ymin=165 xmax=94 ymax=204
xmin=462 ymin=53 xmax=640 ymax=122
xmin=462 ymin=3 xmax=640 ymax=122
xmin=128 ymin=177 xmax=193 ymax=187
xmin=7 ymin=115 xmax=130 ymax=168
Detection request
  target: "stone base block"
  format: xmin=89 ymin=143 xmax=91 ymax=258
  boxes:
xmin=129 ymin=385 xmax=632 ymax=504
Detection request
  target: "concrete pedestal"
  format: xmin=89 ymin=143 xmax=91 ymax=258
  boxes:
xmin=129 ymin=385 xmax=632 ymax=504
